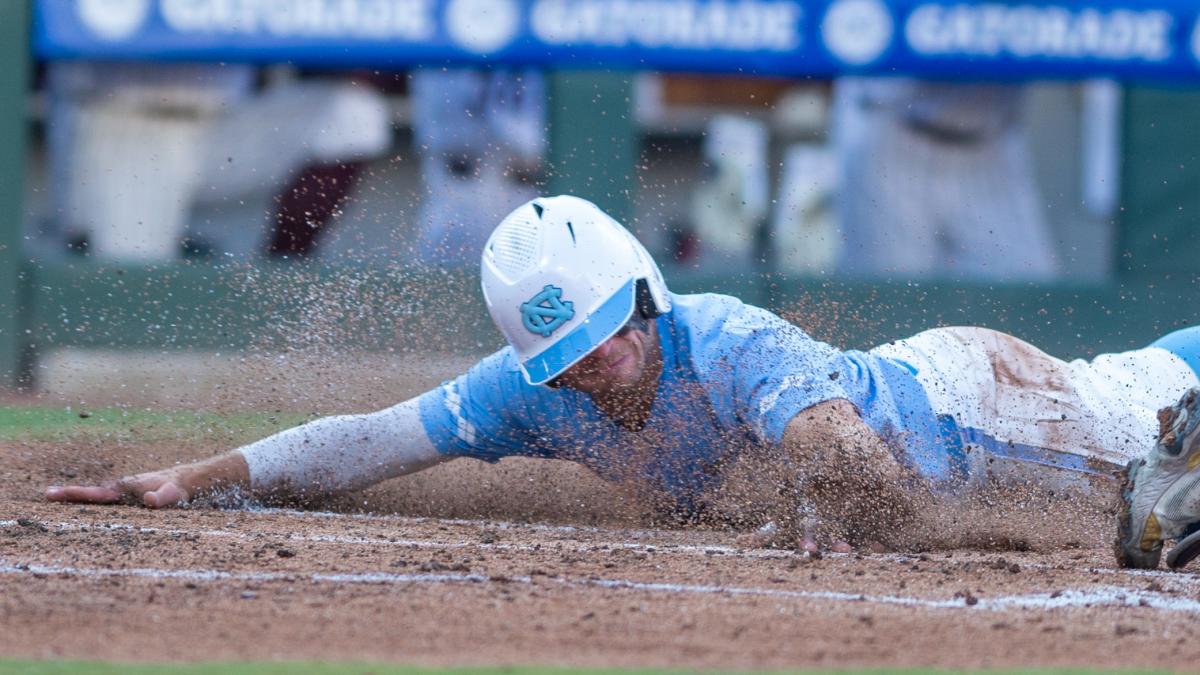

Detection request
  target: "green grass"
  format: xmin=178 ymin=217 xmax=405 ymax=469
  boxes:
xmin=0 ymin=406 xmax=311 ymax=444
xmin=0 ymin=663 xmax=1175 ymax=675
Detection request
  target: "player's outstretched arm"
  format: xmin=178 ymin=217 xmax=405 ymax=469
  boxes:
xmin=45 ymin=451 xmax=249 ymax=508
xmin=46 ymin=396 xmax=448 ymax=508
xmin=777 ymin=399 xmax=928 ymax=550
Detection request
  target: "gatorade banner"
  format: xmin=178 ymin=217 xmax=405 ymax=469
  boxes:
xmin=34 ymin=0 xmax=1200 ymax=81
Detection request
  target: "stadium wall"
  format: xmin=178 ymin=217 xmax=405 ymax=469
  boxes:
xmin=20 ymin=263 xmax=1200 ymax=366
xmin=0 ymin=1 xmax=31 ymax=386
xmin=1121 ymin=87 xmax=1200 ymax=279
xmin=547 ymin=73 xmax=637 ymax=225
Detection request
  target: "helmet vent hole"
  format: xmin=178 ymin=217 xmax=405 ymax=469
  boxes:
xmin=490 ymin=215 xmax=541 ymax=277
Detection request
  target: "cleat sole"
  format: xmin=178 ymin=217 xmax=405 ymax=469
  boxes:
xmin=1115 ymin=459 xmax=1162 ymax=569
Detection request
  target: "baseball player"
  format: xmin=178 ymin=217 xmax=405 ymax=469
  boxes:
xmin=410 ymin=67 xmax=546 ymax=267
xmin=46 ymin=196 xmax=1200 ymax=569
xmin=832 ymin=79 xmax=1059 ymax=281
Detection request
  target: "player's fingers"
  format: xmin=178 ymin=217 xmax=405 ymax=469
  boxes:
xmin=142 ymin=481 xmax=188 ymax=509
xmin=44 ymin=484 xmax=124 ymax=504
xmin=117 ymin=471 xmax=178 ymax=498
xmin=799 ymin=521 xmax=851 ymax=554
xmin=799 ymin=532 xmax=819 ymax=553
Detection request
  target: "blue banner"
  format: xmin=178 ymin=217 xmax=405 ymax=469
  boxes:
xmin=34 ymin=0 xmax=1200 ymax=81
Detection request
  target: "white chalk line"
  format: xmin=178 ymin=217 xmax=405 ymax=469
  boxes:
xmin=2 ymin=556 xmax=1199 ymax=616
xmin=220 ymin=510 xmax=1200 ymax=580
xmin=9 ymin=516 xmax=1200 ymax=592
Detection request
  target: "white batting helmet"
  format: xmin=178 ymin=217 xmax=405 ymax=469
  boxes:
xmin=481 ymin=195 xmax=671 ymax=386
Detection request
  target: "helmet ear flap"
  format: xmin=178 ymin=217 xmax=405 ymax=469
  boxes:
xmin=635 ymin=278 xmax=663 ymax=319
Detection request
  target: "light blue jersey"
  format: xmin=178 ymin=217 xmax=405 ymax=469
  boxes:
xmin=419 ymin=293 xmax=959 ymax=513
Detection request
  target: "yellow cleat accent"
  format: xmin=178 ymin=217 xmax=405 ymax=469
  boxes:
xmin=1141 ymin=513 xmax=1162 ymax=552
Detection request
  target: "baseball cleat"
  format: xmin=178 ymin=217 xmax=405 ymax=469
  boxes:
xmin=1115 ymin=388 xmax=1200 ymax=570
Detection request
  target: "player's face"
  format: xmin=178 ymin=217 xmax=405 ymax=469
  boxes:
xmin=557 ymin=319 xmax=658 ymax=396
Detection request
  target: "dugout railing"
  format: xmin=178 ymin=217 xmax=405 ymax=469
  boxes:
xmin=3 ymin=0 xmax=1200 ymax=387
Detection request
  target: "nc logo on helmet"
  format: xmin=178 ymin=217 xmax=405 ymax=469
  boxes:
xmin=521 ymin=285 xmax=575 ymax=337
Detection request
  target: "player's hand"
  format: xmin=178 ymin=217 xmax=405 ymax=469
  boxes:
xmin=45 ymin=453 xmax=251 ymax=509
xmin=46 ymin=468 xmax=195 ymax=508
xmin=799 ymin=523 xmax=853 ymax=554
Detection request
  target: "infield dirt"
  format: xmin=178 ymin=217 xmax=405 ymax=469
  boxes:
xmin=7 ymin=438 xmax=1200 ymax=670
xmin=3 ymin=353 xmax=1200 ymax=670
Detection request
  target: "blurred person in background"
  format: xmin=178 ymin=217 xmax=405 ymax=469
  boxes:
xmin=688 ymin=115 xmax=770 ymax=265
xmin=831 ymin=79 xmax=1060 ymax=281
xmin=41 ymin=61 xmax=393 ymax=262
xmin=187 ymin=71 xmax=392 ymax=259
xmin=410 ymin=67 xmax=547 ymax=267
xmin=41 ymin=61 xmax=253 ymax=261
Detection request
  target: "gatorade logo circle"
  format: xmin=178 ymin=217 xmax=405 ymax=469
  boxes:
xmin=821 ymin=0 xmax=893 ymax=66
xmin=77 ymin=0 xmax=151 ymax=41
xmin=445 ymin=0 xmax=521 ymax=54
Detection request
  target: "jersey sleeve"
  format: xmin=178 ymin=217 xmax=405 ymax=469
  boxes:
xmin=417 ymin=350 xmax=553 ymax=462
xmin=685 ymin=296 xmax=849 ymax=445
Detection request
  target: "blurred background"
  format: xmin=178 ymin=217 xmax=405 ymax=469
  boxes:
xmin=2 ymin=0 xmax=1199 ymax=403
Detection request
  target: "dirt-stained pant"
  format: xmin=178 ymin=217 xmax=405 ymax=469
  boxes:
xmin=872 ymin=326 xmax=1200 ymax=491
